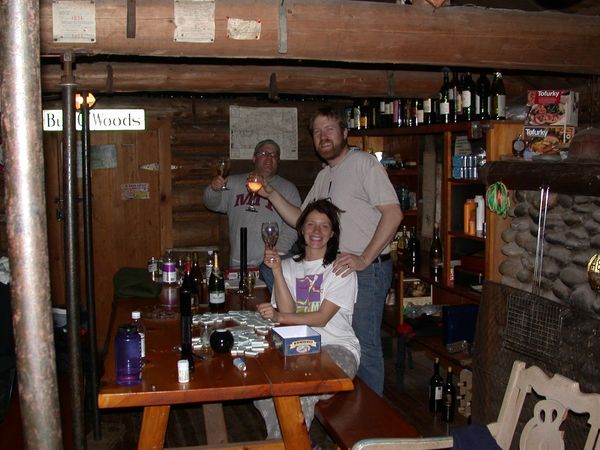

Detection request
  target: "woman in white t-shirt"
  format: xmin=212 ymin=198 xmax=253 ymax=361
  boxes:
xmin=255 ymin=198 xmax=360 ymax=440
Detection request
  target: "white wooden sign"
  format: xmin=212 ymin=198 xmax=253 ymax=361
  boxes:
xmin=42 ymin=109 xmax=146 ymax=131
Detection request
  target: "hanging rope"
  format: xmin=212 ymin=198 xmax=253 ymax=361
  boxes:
xmin=486 ymin=181 xmax=510 ymax=219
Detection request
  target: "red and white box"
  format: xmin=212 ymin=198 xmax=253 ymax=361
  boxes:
xmin=525 ymin=90 xmax=579 ymax=127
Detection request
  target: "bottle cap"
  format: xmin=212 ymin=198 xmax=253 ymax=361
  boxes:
xmin=132 ymin=311 xmax=141 ymax=320
xmin=233 ymin=357 xmax=247 ymax=372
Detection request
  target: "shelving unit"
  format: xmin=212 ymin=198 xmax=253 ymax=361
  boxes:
xmin=349 ymin=120 xmax=522 ymax=306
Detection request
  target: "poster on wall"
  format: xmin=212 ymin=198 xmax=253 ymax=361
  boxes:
xmin=229 ymin=106 xmax=298 ymax=160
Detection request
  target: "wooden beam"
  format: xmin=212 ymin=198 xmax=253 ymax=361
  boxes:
xmin=39 ymin=0 xmax=600 ymax=74
xmin=42 ymin=62 xmax=585 ymax=97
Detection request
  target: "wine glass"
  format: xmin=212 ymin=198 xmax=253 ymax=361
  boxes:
xmin=261 ymin=222 xmax=279 ymax=250
xmin=216 ymin=157 xmax=231 ymax=190
xmin=246 ymin=173 xmax=263 ymax=212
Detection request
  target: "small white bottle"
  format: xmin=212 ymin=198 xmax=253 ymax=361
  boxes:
xmin=474 ymin=195 xmax=485 ymax=234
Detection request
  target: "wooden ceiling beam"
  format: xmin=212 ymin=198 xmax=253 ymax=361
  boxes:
xmin=40 ymin=62 xmax=588 ymax=99
xmin=39 ymin=0 xmax=600 ymax=75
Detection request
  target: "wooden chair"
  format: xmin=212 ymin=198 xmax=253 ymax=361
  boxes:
xmin=352 ymin=360 xmax=600 ymax=450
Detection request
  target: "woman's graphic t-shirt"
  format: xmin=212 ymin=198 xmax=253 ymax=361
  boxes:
xmin=271 ymin=258 xmax=360 ymax=364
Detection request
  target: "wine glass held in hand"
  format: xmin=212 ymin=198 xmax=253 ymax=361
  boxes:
xmin=216 ymin=158 xmax=231 ymax=190
xmin=261 ymin=222 xmax=279 ymax=249
xmin=246 ymin=173 xmax=263 ymax=212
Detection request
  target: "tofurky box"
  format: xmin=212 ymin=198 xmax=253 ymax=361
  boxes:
xmin=525 ymin=90 xmax=578 ymax=127
xmin=523 ymin=126 xmax=576 ymax=155
xmin=272 ymin=325 xmax=321 ymax=356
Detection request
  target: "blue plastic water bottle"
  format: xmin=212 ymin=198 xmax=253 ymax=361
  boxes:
xmin=115 ymin=324 xmax=142 ymax=385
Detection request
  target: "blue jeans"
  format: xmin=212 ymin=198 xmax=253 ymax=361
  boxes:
xmin=353 ymin=258 xmax=393 ymax=396
xmin=259 ymin=262 xmax=274 ymax=293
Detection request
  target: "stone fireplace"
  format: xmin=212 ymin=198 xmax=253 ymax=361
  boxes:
xmin=498 ymin=190 xmax=600 ymax=319
xmin=472 ymin=161 xmax=600 ymax=449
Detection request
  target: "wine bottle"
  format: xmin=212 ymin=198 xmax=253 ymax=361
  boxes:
xmin=438 ymin=69 xmax=451 ymax=124
xmin=423 ymin=97 xmax=433 ymax=125
xmin=180 ymin=259 xmax=195 ymax=371
xmin=190 ymin=252 xmax=203 ymax=304
xmin=406 ymin=226 xmax=420 ymax=267
xmin=442 ymin=367 xmax=456 ymax=422
xmin=415 ymin=98 xmax=424 ymax=126
xmin=461 ymin=72 xmax=476 ymax=121
xmin=428 ymin=357 xmax=444 ymax=413
xmin=475 ymin=72 xmax=490 ymax=120
xmin=430 ymin=223 xmax=443 ymax=280
xmin=449 ymin=71 xmax=460 ymax=123
xmin=208 ymin=251 xmax=226 ymax=311
xmin=491 ymin=71 xmax=506 ymax=120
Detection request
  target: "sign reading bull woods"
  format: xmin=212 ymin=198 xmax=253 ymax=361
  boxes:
xmin=42 ymin=109 xmax=146 ymax=131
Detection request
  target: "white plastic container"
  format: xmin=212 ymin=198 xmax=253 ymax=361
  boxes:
xmin=474 ymin=195 xmax=485 ymax=233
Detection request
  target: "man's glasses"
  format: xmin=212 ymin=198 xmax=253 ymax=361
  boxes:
xmin=254 ymin=151 xmax=279 ymax=159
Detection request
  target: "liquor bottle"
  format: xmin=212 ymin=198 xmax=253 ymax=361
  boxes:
xmin=461 ymin=72 xmax=476 ymax=121
xmin=208 ymin=251 xmax=226 ymax=311
xmin=405 ymin=98 xmax=416 ymax=127
xmin=428 ymin=357 xmax=444 ymax=413
xmin=475 ymin=72 xmax=490 ymax=120
xmin=131 ymin=310 xmax=146 ymax=365
xmin=438 ymin=69 xmax=451 ymax=124
xmin=491 ymin=71 xmax=506 ymax=120
xmin=180 ymin=260 xmax=195 ymax=371
xmin=360 ymin=99 xmax=369 ymax=129
xmin=430 ymin=223 xmax=443 ymax=280
xmin=384 ymin=99 xmax=394 ymax=128
xmin=441 ymin=367 xmax=456 ymax=422
xmin=176 ymin=254 xmax=184 ymax=283
xmin=396 ymin=226 xmax=407 ymax=262
xmin=352 ymin=100 xmax=361 ymax=130
xmin=406 ymin=226 xmax=420 ymax=267
xmin=160 ymin=252 xmax=179 ymax=308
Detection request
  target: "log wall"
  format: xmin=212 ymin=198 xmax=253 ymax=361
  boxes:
xmin=165 ymin=96 xmax=345 ymax=262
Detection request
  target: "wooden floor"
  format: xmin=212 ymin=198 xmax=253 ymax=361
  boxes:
xmin=1 ymin=337 xmax=468 ymax=449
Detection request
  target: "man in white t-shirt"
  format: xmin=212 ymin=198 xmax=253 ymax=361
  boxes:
xmin=260 ymin=107 xmax=403 ymax=396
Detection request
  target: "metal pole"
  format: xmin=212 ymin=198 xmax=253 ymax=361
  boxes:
xmin=61 ymin=53 xmax=86 ymax=450
xmin=0 ymin=1 xmax=63 ymax=449
xmin=81 ymin=95 xmax=101 ymax=439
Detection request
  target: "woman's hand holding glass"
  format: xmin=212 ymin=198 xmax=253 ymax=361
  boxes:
xmin=263 ymin=248 xmax=281 ymax=270
xmin=246 ymin=173 xmax=263 ymax=212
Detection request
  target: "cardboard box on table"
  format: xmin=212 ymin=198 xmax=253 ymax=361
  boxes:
xmin=272 ymin=325 xmax=321 ymax=356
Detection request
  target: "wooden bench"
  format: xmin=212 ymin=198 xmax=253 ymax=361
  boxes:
xmin=314 ymin=377 xmax=420 ymax=450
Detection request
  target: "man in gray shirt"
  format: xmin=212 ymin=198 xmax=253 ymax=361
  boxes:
xmin=203 ymin=140 xmax=301 ymax=287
